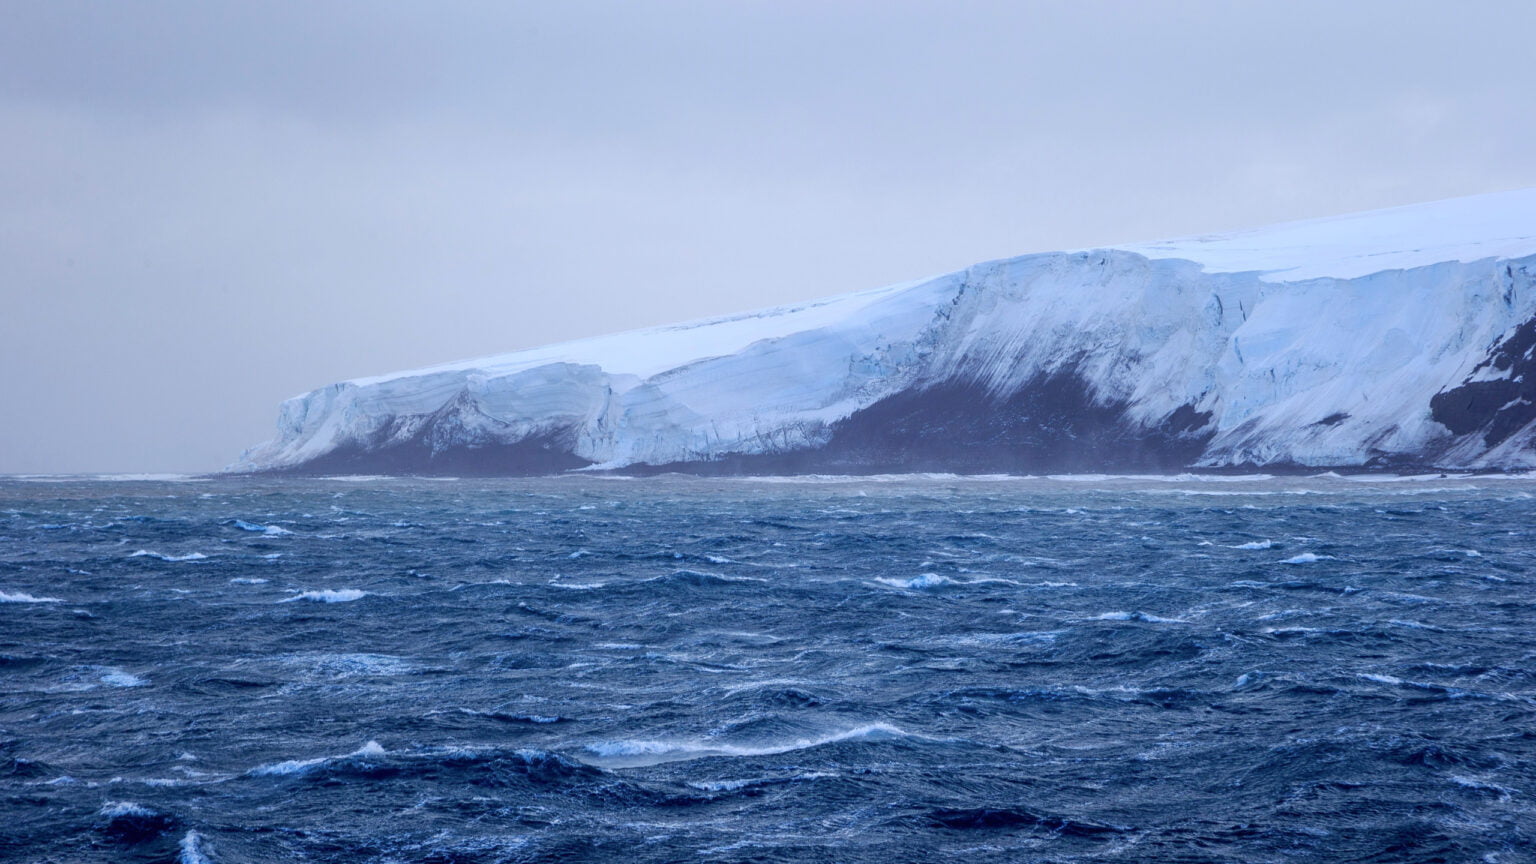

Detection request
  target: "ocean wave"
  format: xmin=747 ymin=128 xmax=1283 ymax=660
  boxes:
xmin=944 ymin=630 xmax=1062 ymax=647
xmin=687 ymin=771 xmax=837 ymax=792
xmin=282 ymin=652 xmax=418 ymax=677
xmin=99 ymin=668 xmax=149 ymax=688
xmin=179 ymin=830 xmax=214 ymax=864
xmin=922 ymin=806 xmax=1124 ymax=835
xmin=98 ymin=800 xmax=159 ymax=817
xmin=1047 ymin=473 xmax=1275 ymax=483
xmin=1447 ymin=775 xmax=1514 ymax=800
xmin=0 ymin=590 xmax=62 ymax=603
xmin=96 ymin=801 xmax=179 ymax=842
xmin=876 ymin=573 xmax=954 ymax=590
xmin=130 ymin=550 xmax=209 ymax=562
xmin=249 ymin=740 xmax=387 ymax=777
xmin=1281 ymin=552 xmax=1337 ymax=564
xmin=580 ymin=722 xmax=915 ymax=768
xmin=252 ymin=741 xmax=601 ymax=789
xmin=1083 ymin=611 xmax=1188 ymax=624
xmin=1229 ymin=539 xmax=1275 ymax=550
xmin=643 ymin=570 xmax=767 ymax=588
xmin=875 ymin=573 xmax=1021 ymax=590
xmin=279 ymin=589 xmax=367 ymax=603
xmin=228 ymin=519 xmax=292 ymax=536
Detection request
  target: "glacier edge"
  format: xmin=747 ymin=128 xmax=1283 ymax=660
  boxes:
xmin=234 ymin=189 xmax=1536 ymax=475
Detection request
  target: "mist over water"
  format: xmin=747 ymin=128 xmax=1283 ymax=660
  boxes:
xmin=2 ymin=474 xmax=1534 ymax=862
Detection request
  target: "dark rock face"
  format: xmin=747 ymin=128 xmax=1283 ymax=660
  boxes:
xmin=806 ymin=373 xmax=1213 ymax=473
xmin=628 ymin=371 xmax=1214 ymax=476
xmin=1431 ymin=312 xmax=1536 ymax=449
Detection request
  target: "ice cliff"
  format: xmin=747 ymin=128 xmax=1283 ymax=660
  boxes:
xmin=236 ymin=188 xmax=1536 ymax=474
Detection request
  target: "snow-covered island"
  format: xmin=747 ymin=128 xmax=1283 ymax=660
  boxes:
xmin=236 ymin=189 xmax=1536 ymax=475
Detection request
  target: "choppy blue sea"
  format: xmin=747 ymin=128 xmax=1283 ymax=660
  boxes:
xmin=2 ymin=473 xmax=1535 ymax=863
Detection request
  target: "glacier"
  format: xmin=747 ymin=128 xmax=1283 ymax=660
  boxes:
xmin=235 ymin=188 xmax=1536 ymax=475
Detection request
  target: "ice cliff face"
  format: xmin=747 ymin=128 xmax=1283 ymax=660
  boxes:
xmin=236 ymin=189 xmax=1536 ymax=474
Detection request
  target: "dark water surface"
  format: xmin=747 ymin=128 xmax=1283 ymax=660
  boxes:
xmin=2 ymin=474 xmax=1534 ymax=862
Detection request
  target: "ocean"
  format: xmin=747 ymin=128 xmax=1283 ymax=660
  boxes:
xmin=2 ymin=473 xmax=1533 ymax=862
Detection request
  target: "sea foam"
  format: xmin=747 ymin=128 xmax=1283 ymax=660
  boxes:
xmin=249 ymin=741 xmax=387 ymax=777
xmin=0 ymin=590 xmax=61 ymax=603
xmin=1281 ymin=553 xmax=1336 ymax=564
xmin=581 ymin=722 xmax=913 ymax=768
xmin=179 ymin=830 xmax=214 ymax=864
xmin=130 ymin=550 xmax=209 ymax=562
xmin=280 ymin=589 xmax=367 ymax=603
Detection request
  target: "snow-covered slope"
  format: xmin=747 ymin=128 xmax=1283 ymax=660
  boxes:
xmin=235 ymin=189 xmax=1536 ymax=475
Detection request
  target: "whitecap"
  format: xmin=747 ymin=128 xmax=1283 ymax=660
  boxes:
xmin=249 ymin=740 xmax=386 ymax=777
xmin=947 ymin=631 xmax=1062 ymax=646
xmin=1448 ymin=775 xmax=1513 ymax=799
xmin=130 ymin=550 xmax=209 ymax=562
xmin=686 ymin=771 xmax=837 ymax=792
xmin=100 ymin=669 xmax=148 ymax=688
xmin=1086 ymin=611 xmax=1188 ymax=624
xmin=279 ymin=589 xmax=366 ymax=603
xmin=98 ymin=800 xmax=158 ymax=818
xmin=580 ymin=722 xmax=913 ymax=768
xmin=179 ymin=830 xmax=214 ymax=864
xmin=1281 ymin=553 xmax=1335 ymax=564
xmin=644 ymin=570 xmax=766 ymax=586
xmin=876 ymin=573 xmax=953 ymax=590
xmin=1228 ymin=540 xmax=1274 ymax=550
xmin=287 ymin=653 xmax=416 ymax=677
xmin=229 ymin=577 xmax=268 ymax=585
xmin=0 ymin=590 xmax=62 ymax=603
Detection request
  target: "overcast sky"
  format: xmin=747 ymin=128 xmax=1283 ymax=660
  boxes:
xmin=5 ymin=1 xmax=1536 ymax=473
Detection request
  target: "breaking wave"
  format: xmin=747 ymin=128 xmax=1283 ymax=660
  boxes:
xmin=581 ymin=722 xmax=915 ymax=768
xmin=0 ymin=590 xmax=61 ymax=603
xmin=279 ymin=589 xmax=368 ymax=603
xmin=130 ymin=550 xmax=209 ymax=562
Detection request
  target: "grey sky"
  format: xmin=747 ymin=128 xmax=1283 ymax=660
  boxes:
xmin=4 ymin=1 xmax=1535 ymax=473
